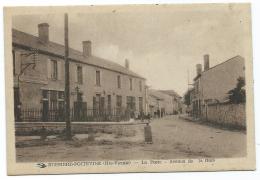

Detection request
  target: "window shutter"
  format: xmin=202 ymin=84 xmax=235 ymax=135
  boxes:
xmin=57 ymin=61 xmax=62 ymax=80
xmin=47 ymin=58 xmax=52 ymax=79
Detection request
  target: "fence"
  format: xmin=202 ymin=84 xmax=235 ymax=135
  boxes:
xmin=18 ymin=108 xmax=139 ymax=122
xmin=201 ymin=103 xmax=246 ymax=129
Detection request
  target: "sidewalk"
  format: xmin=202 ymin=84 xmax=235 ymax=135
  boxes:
xmin=179 ymin=114 xmax=245 ymax=131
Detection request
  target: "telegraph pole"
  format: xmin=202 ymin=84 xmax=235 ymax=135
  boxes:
xmin=64 ymin=13 xmax=71 ymax=139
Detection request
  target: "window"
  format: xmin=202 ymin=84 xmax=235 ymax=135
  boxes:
xmin=139 ymin=97 xmax=143 ymax=112
xmin=139 ymin=81 xmax=142 ymax=91
xmin=129 ymin=78 xmax=133 ymax=90
xmin=42 ymin=90 xmax=48 ymax=99
xmin=107 ymin=95 xmax=111 ymax=112
xmin=58 ymin=91 xmax=64 ymax=100
xmin=117 ymin=75 xmax=121 ymax=89
xmin=77 ymin=66 xmax=83 ymax=84
xmin=93 ymin=94 xmax=104 ymax=114
xmin=58 ymin=91 xmax=65 ymax=110
xmin=51 ymin=60 xmax=58 ymax=80
xmin=49 ymin=91 xmax=58 ymax=109
xmin=96 ymin=70 xmax=101 ymax=86
xmin=127 ymin=96 xmax=135 ymax=111
xmin=116 ymin=95 xmax=122 ymax=108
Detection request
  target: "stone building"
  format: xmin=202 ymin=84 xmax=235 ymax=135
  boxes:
xmin=147 ymin=89 xmax=181 ymax=117
xmin=191 ymin=54 xmax=245 ymax=118
xmin=12 ymin=23 xmax=146 ymax=121
xmin=148 ymin=91 xmax=164 ymax=118
xmin=159 ymin=90 xmax=182 ymax=113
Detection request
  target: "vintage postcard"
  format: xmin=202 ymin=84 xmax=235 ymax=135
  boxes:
xmin=4 ymin=3 xmax=255 ymax=175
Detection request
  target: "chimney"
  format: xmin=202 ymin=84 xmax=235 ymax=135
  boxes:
xmin=196 ymin=64 xmax=202 ymax=76
xmin=125 ymin=59 xmax=129 ymax=69
xmin=38 ymin=23 xmax=49 ymax=43
xmin=82 ymin=41 xmax=92 ymax=57
xmin=204 ymin=54 xmax=210 ymax=71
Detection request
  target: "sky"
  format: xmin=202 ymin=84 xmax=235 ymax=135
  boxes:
xmin=12 ymin=4 xmax=251 ymax=96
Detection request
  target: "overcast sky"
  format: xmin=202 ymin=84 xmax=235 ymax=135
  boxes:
xmin=12 ymin=4 xmax=251 ymax=96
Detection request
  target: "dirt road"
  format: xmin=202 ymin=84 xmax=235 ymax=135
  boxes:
xmin=16 ymin=115 xmax=246 ymax=162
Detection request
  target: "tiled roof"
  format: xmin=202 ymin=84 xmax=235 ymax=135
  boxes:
xmin=12 ymin=29 xmax=145 ymax=79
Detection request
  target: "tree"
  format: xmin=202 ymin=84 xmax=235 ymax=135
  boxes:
xmin=184 ymin=89 xmax=191 ymax=106
xmin=227 ymin=77 xmax=246 ymax=104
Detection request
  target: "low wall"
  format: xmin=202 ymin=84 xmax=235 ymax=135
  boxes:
xmin=15 ymin=121 xmax=147 ymax=136
xmin=201 ymin=103 xmax=246 ymax=129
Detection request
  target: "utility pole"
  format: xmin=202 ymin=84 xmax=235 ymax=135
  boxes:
xmin=64 ymin=13 xmax=71 ymax=139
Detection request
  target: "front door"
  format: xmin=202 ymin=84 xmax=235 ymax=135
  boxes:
xmin=14 ymin=87 xmax=21 ymax=121
xmin=100 ymin=97 xmax=105 ymax=115
xmin=74 ymin=92 xmax=83 ymax=121
xmin=42 ymin=100 xmax=49 ymax=122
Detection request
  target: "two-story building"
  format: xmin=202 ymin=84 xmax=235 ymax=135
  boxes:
xmin=159 ymin=90 xmax=183 ymax=114
xmin=147 ymin=89 xmax=180 ymax=117
xmin=191 ymin=54 xmax=245 ymax=118
xmin=12 ymin=23 xmax=146 ymax=121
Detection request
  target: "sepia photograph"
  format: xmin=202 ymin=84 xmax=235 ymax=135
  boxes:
xmin=4 ymin=3 xmax=255 ymax=175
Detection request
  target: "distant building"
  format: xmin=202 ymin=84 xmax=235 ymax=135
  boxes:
xmin=12 ymin=23 xmax=146 ymax=121
xmin=147 ymin=89 xmax=181 ymax=117
xmin=191 ymin=55 xmax=245 ymax=117
xmin=148 ymin=92 xmax=164 ymax=118
xmin=159 ymin=90 xmax=183 ymax=113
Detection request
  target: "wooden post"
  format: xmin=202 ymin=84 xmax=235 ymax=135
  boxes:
xmin=64 ymin=13 xmax=71 ymax=139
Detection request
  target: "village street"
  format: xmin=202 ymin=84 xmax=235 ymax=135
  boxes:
xmin=16 ymin=115 xmax=246 ymax=162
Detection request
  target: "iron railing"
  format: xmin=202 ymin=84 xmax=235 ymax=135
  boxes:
xmin=18 ymin=108 xmax=141 ymax=122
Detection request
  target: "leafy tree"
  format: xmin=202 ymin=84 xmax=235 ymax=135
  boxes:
xmin=227 ymin=77 xmax=246 ymax=104
xmin=184 ymin=89 xmax=191 ymax=106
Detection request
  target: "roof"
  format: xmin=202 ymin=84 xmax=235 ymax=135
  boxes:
xmin=159 ymin=90 xmax=181 ymax=98
xmin=148 ymin=89 xmax=169 ymax=101
xmin=12 ymin=28 xmax=145 ymax=79
xmin=193 ymin=55 xmax=244 ymax=81
xmin=149 ymin=94 xmax=164 ymax=101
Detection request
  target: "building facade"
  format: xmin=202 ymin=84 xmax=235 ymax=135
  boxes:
xmin=159 ymin=90 xmax=183 ymax=114
xmin=147 ymin=89 xmax=181 ymax=117
xmin=191 ymin=55 xmax=245 ymax=118
xmin=12 ymin=23 xmax=146 ymax=122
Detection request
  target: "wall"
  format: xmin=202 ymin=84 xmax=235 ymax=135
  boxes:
xmin=15 ymin=122 xmax=145 ymax=137
xmin=191 ymin=56 xmax=245 ymax=118
xmin=201 ymin=103 xmax=246 ymax=129
xmin=74 ymin=62 xmax=146 ymax=111
xmin=148 ymin=90 xmax=176 ymax=115
xmin=13 ymin=46 xmax=146 ymax=113
xmin=200 ymin=56 xmax=245 ymax=102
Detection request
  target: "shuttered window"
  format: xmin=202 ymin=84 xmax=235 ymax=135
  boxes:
xmin=139 ymin=81 xmax=142 ymax=91
xmin=51 ymin=60 xmax=58 ymax=80
xmin=117 ymin=75 xmax=121 ymax=88
xmin=116 ymin=95 xmax=122 ymax=108
xmin=96 ymin=70 xmax=101 ymax=86
xmin=77 ymin=66 xmax=83 ymax=84
xmin=129 ymin=78 xmax=133 ymax=90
